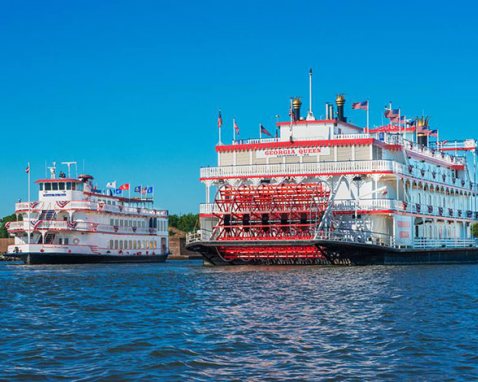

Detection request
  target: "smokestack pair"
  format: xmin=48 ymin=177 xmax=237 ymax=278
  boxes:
xmin=325 ymin=103 xmax=334 ymax=120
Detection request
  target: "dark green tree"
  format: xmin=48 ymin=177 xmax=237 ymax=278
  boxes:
xmin=0 ymin=213 xmax=18 ymax=238
xmin=472 ymin=223 xmax=478 ymax=238
xmin=168 ymin=213 xmax=199 ymax=233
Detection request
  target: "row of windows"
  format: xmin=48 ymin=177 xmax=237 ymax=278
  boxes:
xmin=40 ymin=182 xmax=83 ymax=191
xmin=109 ymin=219 xmax=168 ymax=231
xmin=109 ymin=239 xmax=164 ymax=250
xmin=98 ymin=199 xmax=117 ymax=205
xmin=412 ymin=194 xmax=471 ymax=209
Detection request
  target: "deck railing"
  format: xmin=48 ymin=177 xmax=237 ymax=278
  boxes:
xmin=14 ymin=200 xmax=168 ymax=217
xmin=7 ymin=220 xmax=161 ymax=235
xmin=201 ymin=159 xmax=403 ymax=179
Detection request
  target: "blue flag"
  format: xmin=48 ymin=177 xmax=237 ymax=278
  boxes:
xmin=115 ymin=189 xmax=122 ymax=195
xmin=147 ymin=186 xmax=154 ymax=194
xmin=134 ymin=186 xmax=141 ymax=193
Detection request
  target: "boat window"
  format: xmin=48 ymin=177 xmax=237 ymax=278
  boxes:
xmin=59 ymin=238 xmax=63 ymax=245
xmin=110 ymin=219 xmax=114 ymax=226
xmin=52 ymin=183 xmax=58 ymax=191
xmin=76 ymin=184 xmax=83 ymax=191
xmin=129 ymin=240 xmax=132 ymax=249
xmin=64 ymin=238 xmax=69 ymax=245
xmin=39 ymin=183 xmax=44 ymax=191
xmin=109 ymin=240 xmax=113 ymax=249
xmin=59 ymin=183 xmax=65 ymax=190
xmin=66 ymin=182 xmax=72 ymax=190
xmin=71 ymin=183 xmax=76 ymax=191
xmin=45 ymin=183 xmax=52 ymax=191
xmin=114 ymin=240 xmax=118 ymax=249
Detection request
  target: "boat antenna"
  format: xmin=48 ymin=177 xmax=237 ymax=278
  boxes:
xmin=61 ymin=161 xmax=77 ymax=178
xmin=307 ymin=68 xmax=315 ymax=120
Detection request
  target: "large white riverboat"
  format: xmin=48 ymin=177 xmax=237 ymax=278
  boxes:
xmin=6 ymin=163 xmax=169 ymax=264
xmin=187 ymin=72 xmax=478 ymax=265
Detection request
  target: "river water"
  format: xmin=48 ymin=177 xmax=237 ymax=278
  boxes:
xmin=1 ymin=260 xmax=477 ymax=381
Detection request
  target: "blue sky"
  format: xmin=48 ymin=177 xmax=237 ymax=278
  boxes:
xmin=0 ymin=0 xmax=477 ymax=216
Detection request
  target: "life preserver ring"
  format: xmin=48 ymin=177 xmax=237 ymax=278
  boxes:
xmin=73 ymin=238 xmax=80 ymax=245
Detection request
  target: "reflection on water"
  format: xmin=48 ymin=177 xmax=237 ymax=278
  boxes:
xmin=1 ymin=261 xmax=478 ymax=380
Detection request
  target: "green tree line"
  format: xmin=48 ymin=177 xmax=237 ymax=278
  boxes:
xmin=168 ymin=213 xmax=199 ymax=233
xmin=0 ymin=213 xmax=18 ymax=239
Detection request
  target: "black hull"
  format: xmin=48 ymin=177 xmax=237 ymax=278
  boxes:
xmin=187 ymin=241 xmax=331 ymax=266
xmin=187 ymin=240 xmax=478 ymax=266
xmin=6 ymin=252 xmax=168 ymax=265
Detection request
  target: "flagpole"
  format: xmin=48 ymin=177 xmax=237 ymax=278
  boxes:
xmin=259 ymin=123 xmax=262 ymax=139
xmin=398 ymin=108 xmax=401 ymax=136
xmin=27 ymin=162 xmax=31 ymax=245
xmin=233 ymin=118 xmax=236 ymax=142
xmin=218 ymin=110 xmax=222 ymax=145
xmin=366 ymin=100 xmax=369 ymax=134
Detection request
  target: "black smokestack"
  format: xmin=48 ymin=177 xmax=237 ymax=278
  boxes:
xmin=292 ymin=98 xmax=302 ymax=121
xmin=335 ymin=94 xmax=346 ymax=122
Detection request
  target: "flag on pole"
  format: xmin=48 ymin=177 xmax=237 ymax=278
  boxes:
xmin=217 ymin=111 xmax=223 ymax=129
xmin=147 ymin=186 xmax=154 ymax=194
xmin=134 ymin=186 xmax=141 ymax=193
xmin=25 ymin=164 xmax=30 ymax=174
xmin=260 ymin=124 xmax=272 ymax=137
xmin=384 ymin=109 xmax=399 ymax=120
xmin=119 ymin=183 xmax=130 ymax=191
xmin=352 ymin=101 xmax=368 ymax=110
xmin=141 ymin=187 xmax=148 ymax=195
xmin=115 ymin=189 xmax=122 ymax=195
xmin=233 ymin=119 xmax=240 ymax=135
xmin=106 ymin=181 xmax=117 ymax=189
xmin=427 ymin=129 xmax=438 ymax=137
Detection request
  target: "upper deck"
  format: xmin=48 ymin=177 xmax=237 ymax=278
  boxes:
xmin=18 ymin=162 xmax=167 ymax=218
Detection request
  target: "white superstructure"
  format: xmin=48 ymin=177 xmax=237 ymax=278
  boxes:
xmin=7 ymin=163 xmax=169 ymax=258
xmin=192 ymin=95 xmax=477 ymax=253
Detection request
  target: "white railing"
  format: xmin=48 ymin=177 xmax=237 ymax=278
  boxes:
xmin=14 ymin=200 xmax=167 ymax=217
xmin=334 ymin=199 xmax=405 ymax=212
xmin=201 ymin=160 xmax=403 ymax=179
xmin=412 ymin=238 xmax=478 ymax=248
xmin=387 ymin=135 xmax=465 ymax=165
xmin=201 ymin=157 xmax=474 ymax=191
xmin=315 ymin=228 xmax=394 ymax=247
xmin=227 ymin=133 xmax=373 ymax=146
xmin=186 ymin=229 xmax=212 ymax=245
xmin=7 ymin=220 xmax=160 ymax=235
xmin=222 ymin=133 xmax=465 ymax=167
xmin=335 ymin=134 xmax=371 ymax=140
xmin=198 ymin=200 xmax=476 ymax=221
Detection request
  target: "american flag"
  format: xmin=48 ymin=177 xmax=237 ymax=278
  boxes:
xmin=233 ymin=119 xmax=240 ymax=135
xmin=384 ymin=108 xmax=399 ymax=120
xmin=217 ymin=111 xmax=223 ymax=129
xmin=260 ymin=124 xmax=272 ymax=137
xmin=428 ymin=129 xmax=438 ymax=137
xmin=352 ymin=101 xmax=368 ymax=110
xmin=25 ymin=164 xmax=30 ymax=174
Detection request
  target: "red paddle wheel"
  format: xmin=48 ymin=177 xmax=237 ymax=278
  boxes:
xmin=211 ymin=182 xmax=330 ymax=263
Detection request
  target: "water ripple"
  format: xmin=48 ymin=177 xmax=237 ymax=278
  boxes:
xmin=1 ymin=262 xmax=478 ymax=380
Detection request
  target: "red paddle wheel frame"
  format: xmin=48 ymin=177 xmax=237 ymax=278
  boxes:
xmin=211 ymin=183 xmax=330 ymax=262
